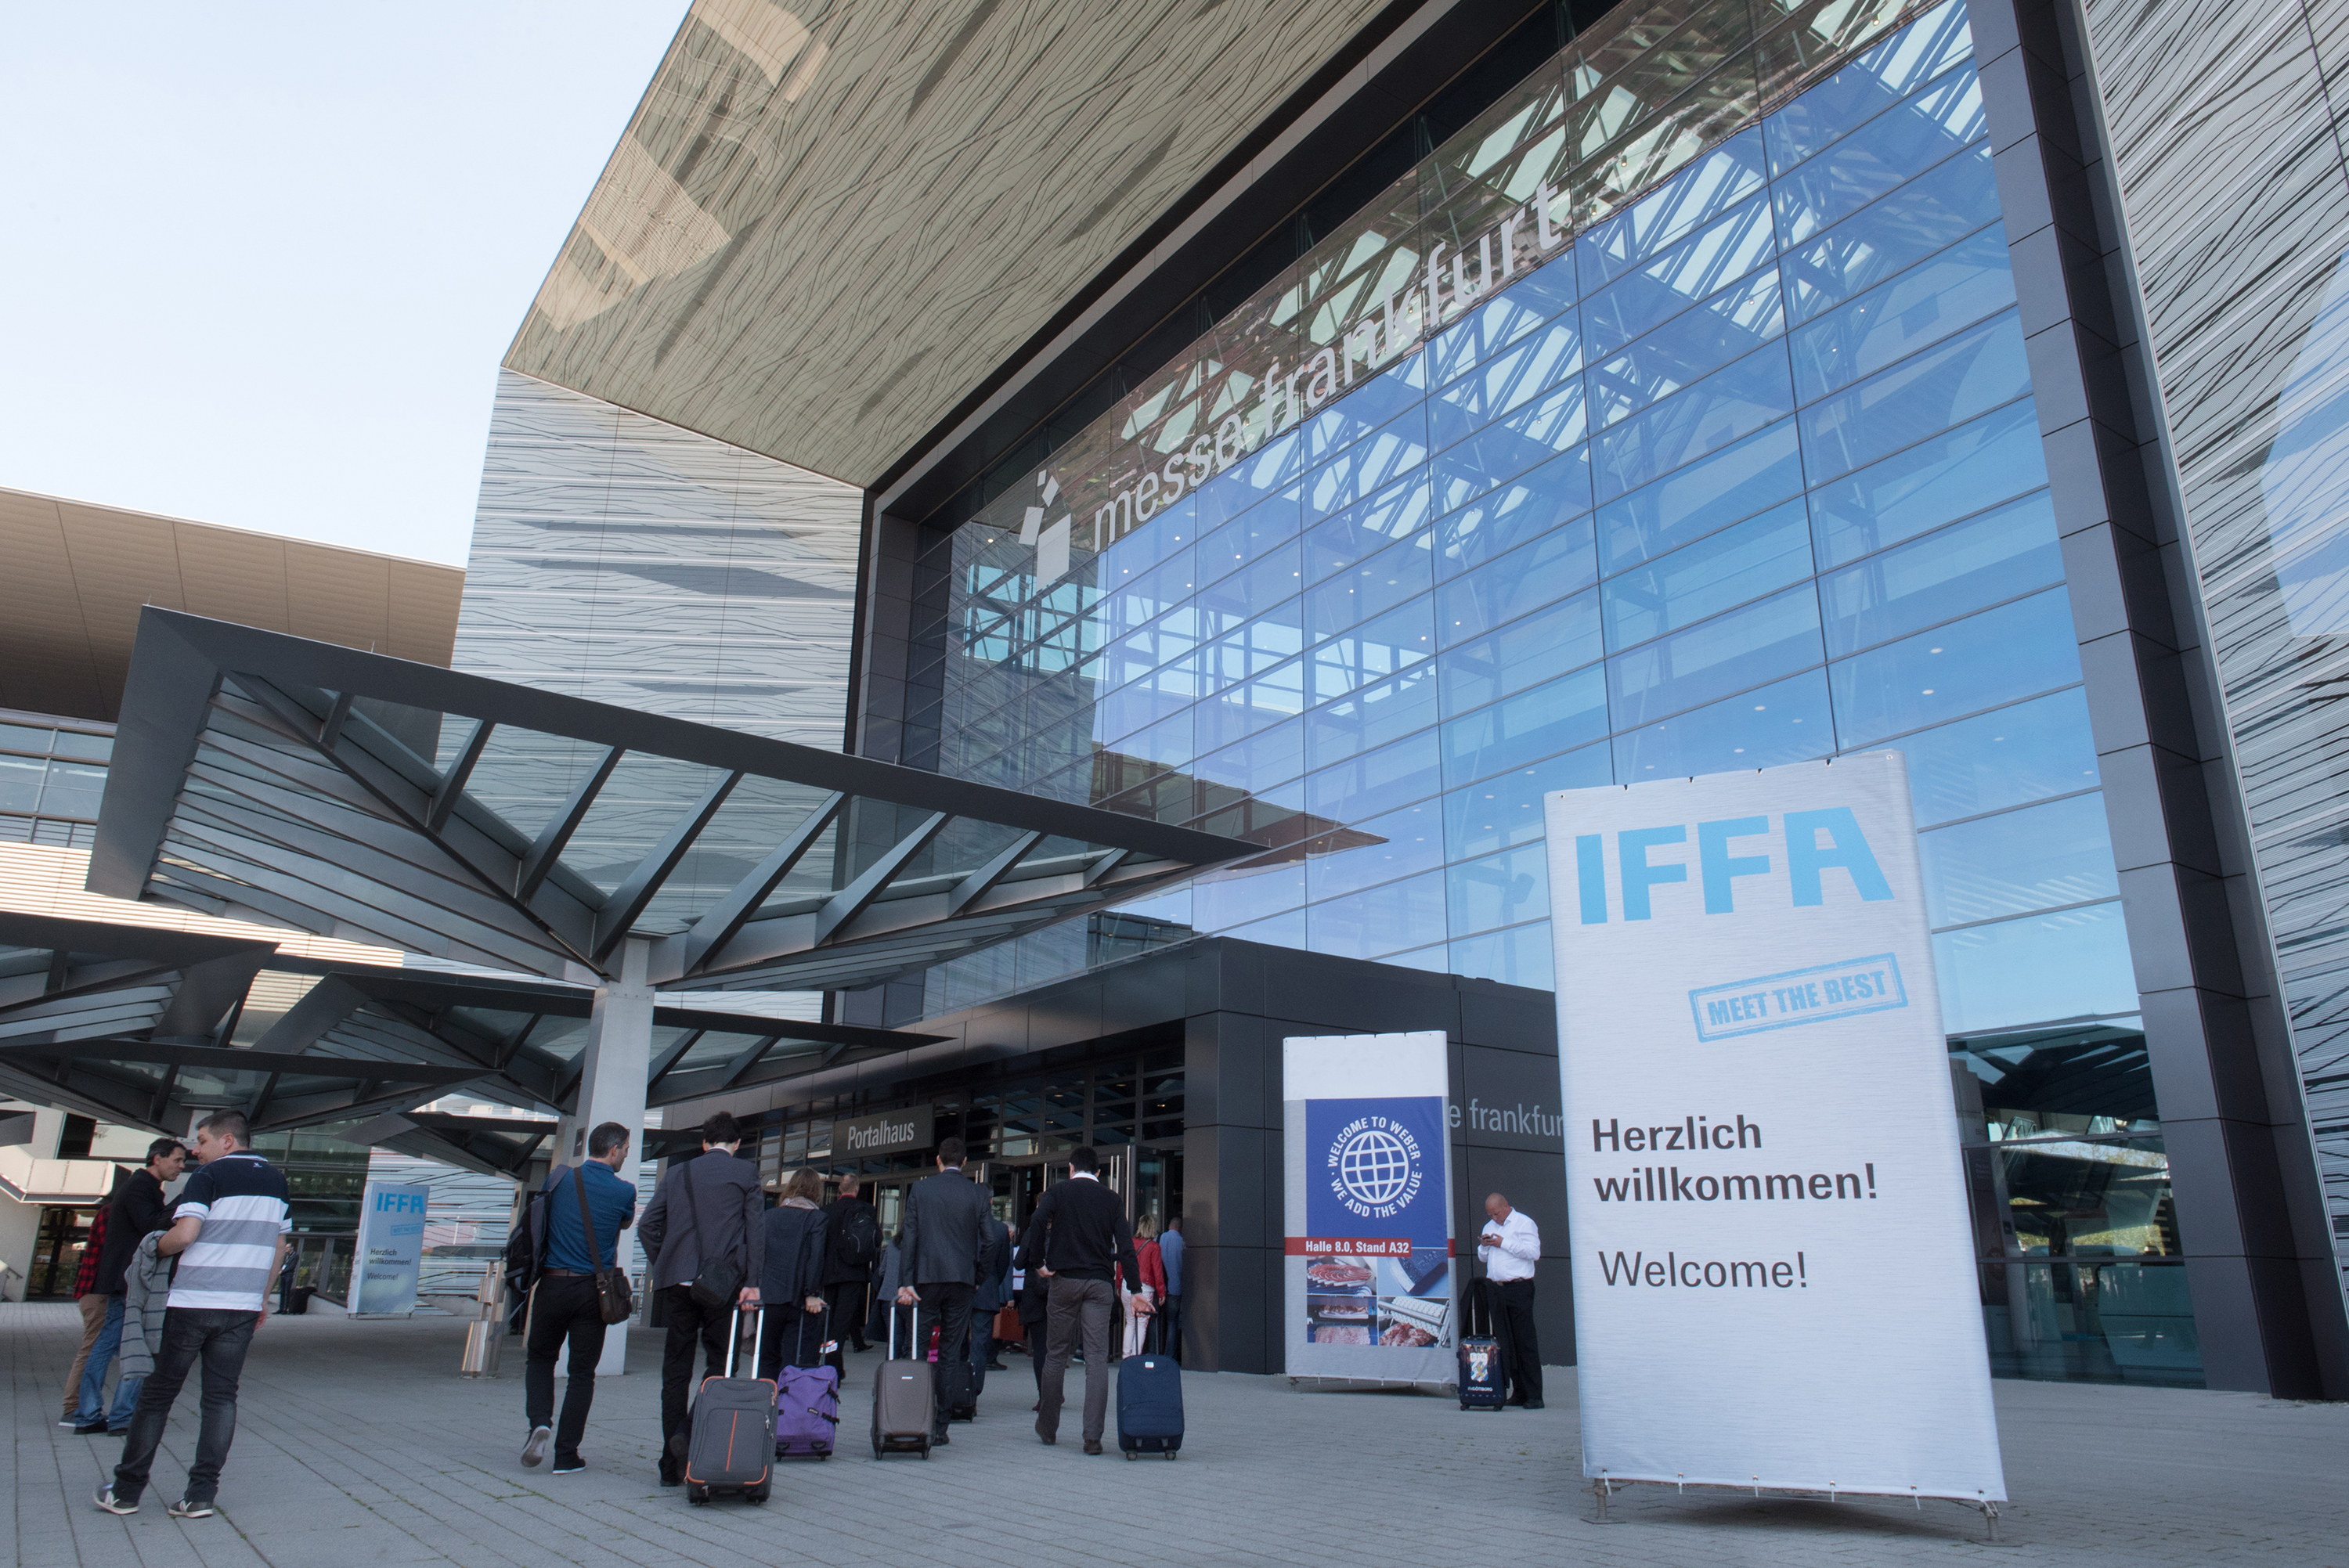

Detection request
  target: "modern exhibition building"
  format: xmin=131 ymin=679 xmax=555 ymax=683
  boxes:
xmin=38 ymin=0 xmax=2349 ymax=1396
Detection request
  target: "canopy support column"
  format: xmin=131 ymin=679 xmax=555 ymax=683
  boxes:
xmin=558 ymin=936 xmax=654 ymax=1377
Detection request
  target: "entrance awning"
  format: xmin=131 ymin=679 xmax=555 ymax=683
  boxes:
xmin=92 ymin=610 xmax=1254 ymax=993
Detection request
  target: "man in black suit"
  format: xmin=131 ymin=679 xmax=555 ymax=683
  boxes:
xmin=894 ymin=1135 xmax=994 ymax=1445
xmin=637 ymin=1112 xmax=764 ymax=1487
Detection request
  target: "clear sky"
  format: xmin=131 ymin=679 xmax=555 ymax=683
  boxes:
xmin=0 ymin=4 xmax=687 ymax=567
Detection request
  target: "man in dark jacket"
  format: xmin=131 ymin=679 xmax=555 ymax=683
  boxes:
xmin=636 ymin=1112 xmax=763 ymax=1487
xmin=821 ymin=1173 xmax=879 ymax=1363
xmin=893 ymin=1136 xmax=994 ymax=1445
xmin=70 ymin=1139 xmax=182 ymax=1433
xmin=1018 ymin=1145 xmax=1149 ymax=1454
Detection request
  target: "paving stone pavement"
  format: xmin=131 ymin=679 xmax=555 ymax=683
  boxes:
xmin=7 ymin=1299 xmax=2346 ymax=1567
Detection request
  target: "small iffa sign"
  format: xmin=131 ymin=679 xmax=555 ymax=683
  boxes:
xmin=1283 ymin=1034 xmax=1455 ymax=1387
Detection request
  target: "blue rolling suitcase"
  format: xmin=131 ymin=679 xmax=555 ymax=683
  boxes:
xmin=1458 ymin=1275 xmax=1506 ymax=1411
xmin=1116 ymin=1310 xmax=1183 ymax=1458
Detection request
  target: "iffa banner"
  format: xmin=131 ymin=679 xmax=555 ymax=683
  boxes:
xmin=1283 ymin=1033 xmax=1456 ymax=1385
xmin=352 ymin=1181 xmax=429 ymax=1316
xmin=1545 ymin=754 xmax=2004 ymax=1503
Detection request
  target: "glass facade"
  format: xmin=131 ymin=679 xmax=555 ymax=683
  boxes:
xmin=0 ymin=712 xmax=113 ymax=849
xmin=898 ymin=0 xmax=2199 ymax=1386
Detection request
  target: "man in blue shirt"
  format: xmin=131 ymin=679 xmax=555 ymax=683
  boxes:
xmin=521 ymin=1121 xmax=635 ymax=1475
xmin=1157 ymin=1214 xmax=1185 ymax=1364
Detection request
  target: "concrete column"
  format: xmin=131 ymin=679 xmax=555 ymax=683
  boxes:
xmin=560 ymin=938 xmax=654 ymax=1376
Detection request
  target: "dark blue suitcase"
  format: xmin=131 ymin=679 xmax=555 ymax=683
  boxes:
xmin=1116 ymin=1313 xmax=1183 ymax=1458
xmin=1458 ymin=1277 xmax=1506 ymax=1411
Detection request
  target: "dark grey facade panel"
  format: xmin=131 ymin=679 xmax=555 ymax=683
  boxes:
xmin=1988 ymin=0 xmax=2349 ymax=1395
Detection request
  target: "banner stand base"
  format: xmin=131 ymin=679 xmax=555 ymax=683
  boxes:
xmin=1579 ymin=1479 xmax=2005 ymax=1544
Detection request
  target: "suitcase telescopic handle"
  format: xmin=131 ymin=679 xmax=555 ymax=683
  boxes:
xmin=725 ymin=1303 xmax=763 ymax=1380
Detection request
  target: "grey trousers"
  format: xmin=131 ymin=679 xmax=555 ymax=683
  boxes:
xmin=1036 ymin=1276 xmax=1113 ymax=1443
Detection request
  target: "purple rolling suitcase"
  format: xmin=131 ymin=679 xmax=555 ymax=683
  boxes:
xmin=774 ymin=1305 xmax=839 ymax=1458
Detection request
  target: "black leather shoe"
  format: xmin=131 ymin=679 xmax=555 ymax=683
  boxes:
xmin=74 ymin=1422 xmax=109 ymax=1435
xmin=1082 ymin=1439 xmax=1104 ymax=1455
xmin=657 ymin=1460 xmax=680 ymax=1488
xmin=931 ymin=1430 xmax=951 ymax=1446
xmin=1525 ymin=1399 xmax=1546 ymax=1409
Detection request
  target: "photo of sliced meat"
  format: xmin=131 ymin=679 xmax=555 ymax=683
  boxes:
xmin=1304 ymin=1258 xmax=1374 ymax=1289
xmin=1379 ymin=1322 xmax=1436 ymax=1347
xmin=1311 ymin=1324 xmax=1372 ymax=1344
xmin=1310 ymin=1296 xmax=1369 ymax=1321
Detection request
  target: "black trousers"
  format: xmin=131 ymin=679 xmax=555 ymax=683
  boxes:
xmin=1493 ymin=1277 xmax=1542 ymax=1401
xmin=114 ymin=1307 xmax=255 ymax=1504
xmin=756 ymin=1305 xmax=825 ymax=1379
xmin=911 ymin=1281 xmax=974 ymax=1437
xmin=524 ymin=1277 xmax=607 ymax=1462
xmin=824 ymin=1278 xmax=868 ymax=1364
xmin=658 ymin=1285 xmax=732 ymax=1457
xmin=1024 ymin=1314 xmax=1048 ymax=1391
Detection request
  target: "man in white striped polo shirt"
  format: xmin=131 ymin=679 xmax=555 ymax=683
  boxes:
xmin=96 ymin=1109 xmax=290 ymax=1519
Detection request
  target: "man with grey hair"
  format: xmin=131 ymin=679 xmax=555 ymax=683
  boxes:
xmin=97 ymin=1110 xmax=290 ymax=1519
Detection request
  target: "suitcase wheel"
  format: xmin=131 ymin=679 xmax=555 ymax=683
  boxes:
xmin=746 ymin=1481 xmax=770 ymax=1503
xmin=686 ymin=1484 xmax=710 ymax=1506
xmin=1124 ymin=1451 xmax=1137 ymax=1462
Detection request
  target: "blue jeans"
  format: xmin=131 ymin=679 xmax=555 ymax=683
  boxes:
xmin=114 ymin=1308 xmax=257 ymax=1505
xmin=74 ymin=1296 xmax=143 ymax=1429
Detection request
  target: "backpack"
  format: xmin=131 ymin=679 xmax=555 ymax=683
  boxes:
xmin=832 ymin=1202 xmax=880 ymax=1272
xmin=503 ymin=1181 xmax=551 ymax=1307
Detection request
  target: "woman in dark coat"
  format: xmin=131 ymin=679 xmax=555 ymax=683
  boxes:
xmin=757 ymin=1169 xmax=831 ymax=1375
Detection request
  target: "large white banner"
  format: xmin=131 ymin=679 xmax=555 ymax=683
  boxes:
xmin=352 ymin=1181 xmax=428 ymax=1316
xmin=1283 ymin=1033 xmax=1456 ymax=1385
xmin=1545 ymin=753 xmax=2004 ymax=1502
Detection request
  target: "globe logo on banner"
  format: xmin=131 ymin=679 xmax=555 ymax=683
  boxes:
xmin=1337 ymin=1125 xmax=1415 ymax=1209
xmin=1325 ymin=1112 xmax=1423 ymax=1220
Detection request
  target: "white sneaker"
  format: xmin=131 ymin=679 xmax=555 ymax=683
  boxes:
xmin=521 ymin=1425 xmax=551 ymax=1468
xmin=93 ymin=1486 xmax=138 ymax=1515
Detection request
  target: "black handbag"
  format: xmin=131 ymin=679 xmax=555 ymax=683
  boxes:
xmin=678 ymin=1157 xmax=743 ymax=1312
xmin=572 ymin=1165 xmax=634 ymax=1325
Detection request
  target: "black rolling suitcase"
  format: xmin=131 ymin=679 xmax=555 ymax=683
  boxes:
xmin=1458 ymin=1274 xmax=1505 ymax=1411
xmin=871 ymin=1302 xmax=933 ymax=1458
xmin=1116 ymin=1310 xmax=1183 ymax=1458
xmin=684 ymin=1308 xmax=774 ymax=1504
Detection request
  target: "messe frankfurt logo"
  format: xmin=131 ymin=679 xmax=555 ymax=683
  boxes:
xmin=1328 ymin=1114 xmax=1423 ymax=1219
xmin=1019 ymin=468 xmax=1073 ymax=585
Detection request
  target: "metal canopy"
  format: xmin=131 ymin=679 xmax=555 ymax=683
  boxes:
xmin=94 ymin=610 xmax=1252 ymax=992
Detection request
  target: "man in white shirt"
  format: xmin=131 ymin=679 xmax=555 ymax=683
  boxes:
xmin=1476 ymin=1192 xmax=1543 ymax=1409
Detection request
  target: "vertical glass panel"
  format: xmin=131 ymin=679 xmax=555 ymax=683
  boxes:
xmin=1604 ymin=497 xmax=1813 ymax=650
xmin=1428 ymin=256 xmax=1581 ymax=385
xmin=1447 ymin=840 xmax=1552 ymax=937
xmin=1582 ymin=191 xmax=1779 ymax=359
xmin=1308 ymin=869 xmax=1449 ymax=959
xmin=1196 ymin=542 xmax=1303 ymax=637
xmin=1451 ymin=920 xmax=1556 ymax=990
xmin=1781 ymin=144 xmax=2001 ymax=321
xmin=1865 ymin=688 xmax=2102 ymax=828
xmin=1612 ymin=667 xmax=1835 ymax=779
xmin=1304 ymin=730 xmax=1444 ymax=824
xmin=1195 ymin=862 xmax=1307 ymax=931
xmin=1435 ymin=449 xmax=1593 ymax=578
xmin=1588 ymin=269 xmax=1786 ymax=429
xmin=1304 ymin=537 xmax=1434 ymax=640
xmin=1920 ymin=793 xmax=2120 ymax=928
xmin=1439 ymin=665 xmax=1609 ymax=788
xmin=0 ymin=753 xmax=45 ymax=814
xmin=1304 ymin=406 xmax=1430 ymax=524
xmin=1597 ymin=416 xmax=1806 ymax=571
xmin=1820 ymin=491 xmax=2062 ymax=656
xmin=1438 ymin=589 xmax=1605 ymax=718
xmin=1606 ymin=583 xmax=1823 ymax=726
xmin=1304 ymin=798 xmax=1446 ymax=902
xmin=1577 ymin=127 xmax=1770 ymax=287
xmin=1437 ymin=521 xmax=1601 ymax=646
xmin=1431 ymin=312 xmax=1586 ymax=449
xmin=1810 ymin=401 xmax=2050 ymax=567
xmin=1308 ymin=597 xmax=1438 ymax=702
xmin=1591 ymin=344 xmax=1795 ymax=502
xmin=1193 ymin=712 xmax=1305 ymax=793
xmin=1799 ymin=312 xmax=2030 ymax=480
xmin=1830 ymin=589 xmax=2084 ymax=747
xmin=1765 ymin=0 xmax=1976 ymax=175
xmin=1303 ymin=358 xmax=1428 ymax=466
xmin=1431 ymin=380 xmax=1589 ymax=514
xmin=1771 ymin=67 xmax=1986 ymax=245
xmin=1935 ymin=901 xmax=2138 ymax=1034
xmin=1788 ymin=224 xmax=2016 ymax=401
xmin=1442 ymin=740 xmax=1614 ymax=860
xmin=1305 ymin=664 xmax=1442 ymax=770
xmin=1303 ymin=473 xmax=1431 ymax=586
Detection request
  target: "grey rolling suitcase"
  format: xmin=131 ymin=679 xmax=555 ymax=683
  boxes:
xmin=871 ymin=1302 xmax=933 ymax=1458
xmin=684 ymin=1308 xmax=774 ymax=1504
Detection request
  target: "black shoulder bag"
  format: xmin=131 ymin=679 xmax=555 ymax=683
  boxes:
xmin=678 ymin=1158 xmax=744 ymax=1312
xmin=571 ymin=1166 xmax=635 ymax=1325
